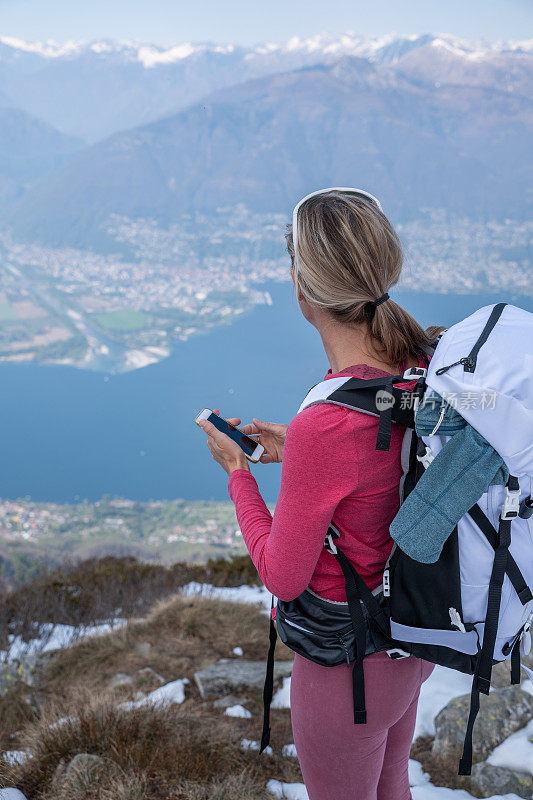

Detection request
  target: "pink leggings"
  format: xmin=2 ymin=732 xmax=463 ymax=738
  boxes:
xmin=290 ymin=651 xmax=434 ymax=800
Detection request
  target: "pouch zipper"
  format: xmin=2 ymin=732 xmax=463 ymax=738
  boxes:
xmin=337 ymin=633 xmax=351 ymax=667
xmin=277 ymin=613 xmax=353 ymax=639
xmin=279 ymin=617 xmax=316 ymax=635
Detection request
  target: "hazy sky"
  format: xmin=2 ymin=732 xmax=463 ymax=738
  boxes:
xmin=1 ymin=0 xmax=532 ymax=44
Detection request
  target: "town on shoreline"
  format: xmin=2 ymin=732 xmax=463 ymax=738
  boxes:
xmin=0 ymin=210 xmax=530 ymax=374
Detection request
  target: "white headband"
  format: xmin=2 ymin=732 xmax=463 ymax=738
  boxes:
xmin=291 ymin=187 xmax=383 ymax=264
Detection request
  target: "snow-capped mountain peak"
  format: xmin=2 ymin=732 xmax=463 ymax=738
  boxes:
xmin=1 ymin=31 xmax=531 ymax=69
xmin=0 ymin=35 xmax=85 ymax=58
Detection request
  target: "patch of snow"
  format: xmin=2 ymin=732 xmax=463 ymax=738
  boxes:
xmin=120 ymin=678 xmax=188 ymax=710
xmin=1 ymin=751 xmax=27 ymax=766
xmin=4 ymin=619 xmax=126 ymax=661
xmin=267 ymin=780 xmax=309 ymax=800
xmin=233 ymin=646 xmax=244 ymax=656
xmin=181 ymin=581 xmax=272 ymax=611
xmin=488 ymin=717 xmax=533 ymax=775
xmin=409 ymin=759 xmax=431 ymax=785
xmin=240 ymin=738 xmax=273 ymax=756
xmin=224 ymin=704 xmax=252 ymax=719
xmin=282 ymin=743 xmax=298 ymax=758
xmin=272 ymin=676 xmax=291 ymax=709
xmin=522 ymin=677 xmax=533 ymax=696
xmin=414 ymin=665 xmax=473 ymax=739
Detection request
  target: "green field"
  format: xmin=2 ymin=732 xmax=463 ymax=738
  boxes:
xmin=93 ymin=309 xmax=152 ymax=332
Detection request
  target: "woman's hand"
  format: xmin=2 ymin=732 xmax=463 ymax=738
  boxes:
xmin=198 ymin=409 xmax=250 ymax=476
xmin=239 ymin=418 xmax=288 ymax=464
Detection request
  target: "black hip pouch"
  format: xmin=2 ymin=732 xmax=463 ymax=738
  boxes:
xmin=276 ymin=588 xmax=392 ymax=667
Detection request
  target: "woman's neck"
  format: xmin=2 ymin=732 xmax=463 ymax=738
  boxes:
xmin=317 ymin=318 xmax=400 ymax=375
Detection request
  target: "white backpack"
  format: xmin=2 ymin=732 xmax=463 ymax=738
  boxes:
xmin=292 ymin=302 xmax=533 ymax=774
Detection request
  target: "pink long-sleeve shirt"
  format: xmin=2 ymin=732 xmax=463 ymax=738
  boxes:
xmin=228 ymin=360 xmax=424 ymax=603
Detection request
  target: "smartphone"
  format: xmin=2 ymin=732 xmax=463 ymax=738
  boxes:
xmin=195 ymin=408 xmax=265 ymax=463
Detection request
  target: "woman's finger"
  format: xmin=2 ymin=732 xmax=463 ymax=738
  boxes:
xmin=198 ymin=418 xmax=230 ymax=445
xmin=226 ymin=417 xmax=241 ymax=427
xmin=240 ymin=422 xmax=259 ymax=435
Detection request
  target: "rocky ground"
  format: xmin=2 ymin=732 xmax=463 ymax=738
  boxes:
xmin=0 ymin=582 xmax=532 ymax=799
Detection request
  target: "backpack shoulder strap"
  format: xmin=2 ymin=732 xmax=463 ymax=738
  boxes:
xmin=298 ymin=369 xmax=426 ymax=451
xmin=298 ymin=376 xmax=353 ymax=414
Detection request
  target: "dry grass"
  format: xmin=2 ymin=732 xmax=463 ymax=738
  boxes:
xmin=0 ymin=553 xmax=260 ymax=653
xmin=0 ymin=580 xmax=490 ymax=798
xmin=0 ymin=590 xmax=297 ymax=798
xmin=0 ymin=687 xmax=39 ymax=750
xmin=0 ymin=691 xmax=298 ymax=799
xmin=0 ymin=558 xmax=298 ymax=799
xmin=43 ymin=593 xmax=294 ymax=704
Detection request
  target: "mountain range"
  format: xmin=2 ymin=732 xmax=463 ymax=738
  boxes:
xmin=1 ymin=32 xmax=531 ymax=141
xmin=1 ymin=32 xmax=532 ymax=248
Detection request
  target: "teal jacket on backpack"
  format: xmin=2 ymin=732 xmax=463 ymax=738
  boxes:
xmin=389 ymin=391 xmax=508 ymax=563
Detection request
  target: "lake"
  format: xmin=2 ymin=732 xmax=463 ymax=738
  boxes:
xmin=1 ymin=284 xmax=531 ymax=503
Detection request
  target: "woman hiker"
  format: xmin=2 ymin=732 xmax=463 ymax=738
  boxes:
xmin=197 ymin=188 xmax=435 ymax=800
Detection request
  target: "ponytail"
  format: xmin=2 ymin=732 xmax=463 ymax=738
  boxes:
xmin=369 ymin=298 xmax=436 ymax=365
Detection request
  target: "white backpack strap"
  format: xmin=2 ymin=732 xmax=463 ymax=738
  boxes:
xmin=297 ymin=376 xmax=352 ymax=414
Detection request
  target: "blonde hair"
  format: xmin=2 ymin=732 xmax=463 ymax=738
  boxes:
xmin=287 ymin=191 xmax=438 ymax=367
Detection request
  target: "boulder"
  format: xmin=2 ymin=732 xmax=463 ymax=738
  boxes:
xmin=109 ymin=673 xmax=134 ymax=690
xmin=194 ymin=658 xmax=293 ymax=700
xmin=433 ymin=686 xmax=533 ymax=763
xmin=53 ymin=753 xmax=105 ymax=790
xmin=471 ymin=762 xmax=533 ymax=799
xmin=65 ymin=753 xmax=104 ymax=776
xmin=213 ymin=694 xmax=251 ymax=709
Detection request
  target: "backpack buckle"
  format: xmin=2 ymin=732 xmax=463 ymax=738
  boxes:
xmin=324 ymin=527 xmax=340 ymax=554
xmin=386 ymin=647 xmax=411 ymax=659
xmin=402 ymin=367 xmax=427 ymax=381
xmin=382 ymin=568 xmax=390 ymax=597
xmin=417 ymin=444 xmax=435 ymax=470
xmin=501 ymin=488 xmax=521 ymax=520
